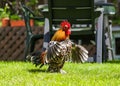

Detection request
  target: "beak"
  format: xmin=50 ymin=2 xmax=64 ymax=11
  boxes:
xmin=68 ymin=29 xmax=71 ymax=34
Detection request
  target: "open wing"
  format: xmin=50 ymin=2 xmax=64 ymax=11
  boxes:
xmin=71 ymin=44 xmax=88 ymax=63
xmin=47 ymin=39 xmax=88 ymax=63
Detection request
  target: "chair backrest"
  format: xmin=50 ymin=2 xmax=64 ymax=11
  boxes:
xmin=47 ymin=0 xmax=96 ymax=38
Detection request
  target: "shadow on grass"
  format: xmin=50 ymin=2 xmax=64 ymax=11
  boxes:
xmin=28 ymin=69 xmax=46 ymax=73
xmin=105 ymin=60 xmax=120 ymax=64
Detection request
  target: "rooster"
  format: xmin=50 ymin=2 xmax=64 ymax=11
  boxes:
xmin=26 ymin=21 xmax=88 ymax=73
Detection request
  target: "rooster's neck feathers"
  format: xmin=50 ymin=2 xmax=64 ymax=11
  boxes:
xmin=51 ymin=28 xmax=69 ymax=42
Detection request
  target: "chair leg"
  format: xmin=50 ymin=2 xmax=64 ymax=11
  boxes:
xmin=24 ymin=40 xmax=30 ymax=60
xmin=24 ymin=35 xmax=32 ymax=60
xmin=42 ymin=18 xmax=50 ymax=51
xmin=96 ymin=9 xmax=104 ymax=63
xmin=30 ymin=39 xmax=36 ymax=53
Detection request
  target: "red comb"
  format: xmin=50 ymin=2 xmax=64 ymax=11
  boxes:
xmin=60 ymin=21 xmax=71 ymax=29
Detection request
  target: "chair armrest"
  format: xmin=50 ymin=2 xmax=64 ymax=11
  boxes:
xmin=21 ymin=4 xmax=35 ymax=17
xmin=94 ymin=8 xmax=102 ymax=18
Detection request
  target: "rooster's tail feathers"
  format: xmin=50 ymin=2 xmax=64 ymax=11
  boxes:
xmin=26 ymin=51 xmax=47 ymax=68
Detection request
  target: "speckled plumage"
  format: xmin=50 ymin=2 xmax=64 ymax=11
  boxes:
xmin=45 ymin=39 xmax=88 ymax=73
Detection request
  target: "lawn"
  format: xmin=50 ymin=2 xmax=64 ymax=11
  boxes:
xmin=0 ymin=61 xmax=120 ymax=86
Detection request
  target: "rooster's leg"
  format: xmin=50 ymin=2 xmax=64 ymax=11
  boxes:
xmin=47 ymin=60 xmax=66 ymax=73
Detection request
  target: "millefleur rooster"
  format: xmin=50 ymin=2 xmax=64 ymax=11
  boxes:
xmin=27 ymin=21 xmax=88 ymax=73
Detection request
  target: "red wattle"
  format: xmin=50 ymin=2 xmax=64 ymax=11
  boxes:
xmin=66 ymin=29 xmax=71 ymax=35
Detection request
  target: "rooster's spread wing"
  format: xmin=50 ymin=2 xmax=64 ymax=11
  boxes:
xmin=71 ymin=44 xmax=88 ymax=63
xmin=47 ymin=39 xmax=88 ymax=63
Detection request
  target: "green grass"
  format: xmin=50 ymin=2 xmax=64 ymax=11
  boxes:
xmin=0 ymin=61 xmax=120 ymax=86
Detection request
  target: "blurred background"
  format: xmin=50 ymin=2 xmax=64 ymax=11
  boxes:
xmin=0 ymin=0 xmax=120 ymax=61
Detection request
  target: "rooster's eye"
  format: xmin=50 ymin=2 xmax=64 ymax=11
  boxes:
xmin=64 ymin=27 xmax=67 ymax=29
xmin=63 ymin=27 xmax=68 ymax=31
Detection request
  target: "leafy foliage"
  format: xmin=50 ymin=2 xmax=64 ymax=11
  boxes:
xmin=0 ymin=0 xmax=43 ymax=20
xmin=0 ymin=3 xmax=10 ymax=19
